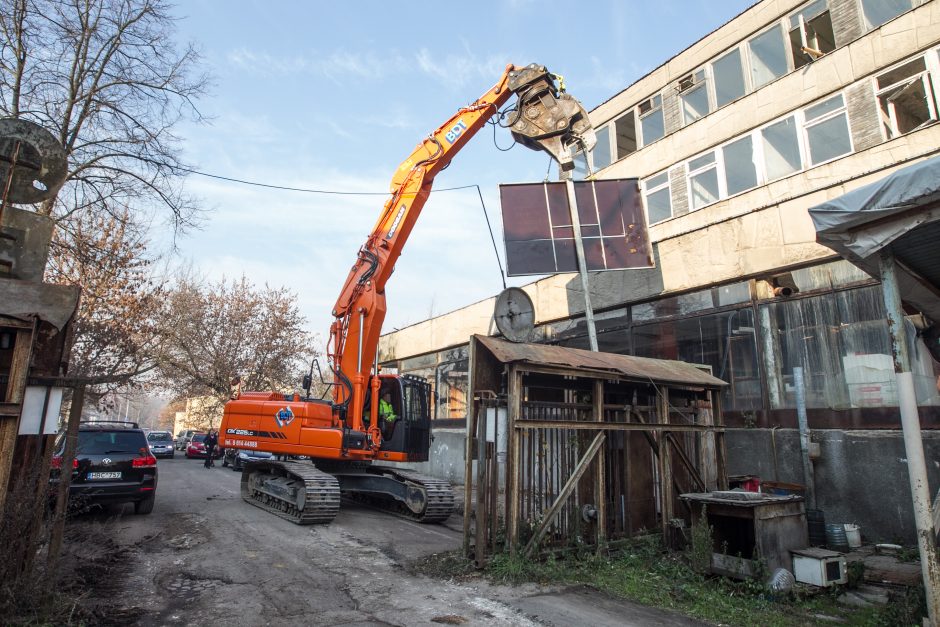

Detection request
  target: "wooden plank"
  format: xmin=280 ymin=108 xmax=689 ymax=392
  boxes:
xmin=594 ymin=379 xmax=607 ymax=552
xmin=523 ymin=431 xmax=607 ymax=557
xmin=658 ymin=386 xmax=673 ymax=541
xmin=507 ymin=365 xmax=522 ymax=552
xmin=0 ymin=325 xmax=35 ymax=511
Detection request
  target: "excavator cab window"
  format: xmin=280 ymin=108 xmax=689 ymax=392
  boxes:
xmin=373 ymin=375 xmax=432 ymax=461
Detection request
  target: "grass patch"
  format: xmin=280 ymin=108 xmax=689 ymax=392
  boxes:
xmin=414 ymin=535 xmax=927 ymax=627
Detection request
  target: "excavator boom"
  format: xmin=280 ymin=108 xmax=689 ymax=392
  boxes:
xmin=221 ymin=63 xmax=594 ymax=525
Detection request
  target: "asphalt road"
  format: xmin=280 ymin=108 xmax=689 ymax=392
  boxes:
xmin=70 ymin=456 xmax=702 ymax=626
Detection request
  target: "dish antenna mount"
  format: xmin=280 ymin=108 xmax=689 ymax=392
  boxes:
xmin=493 ymin=287 xmax=535 ymax=343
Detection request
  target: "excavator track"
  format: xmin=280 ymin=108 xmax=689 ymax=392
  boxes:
xmin=241 ymin=460 xmax=340 ymax=525
xmin=334 ymin=466 xmax=456 ymax=524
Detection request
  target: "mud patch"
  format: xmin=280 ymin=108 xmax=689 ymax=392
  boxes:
xmin=158 ymin=571 xmax=231 ymax=599
xmin=162 ymin=514 xmax=211 ymax=550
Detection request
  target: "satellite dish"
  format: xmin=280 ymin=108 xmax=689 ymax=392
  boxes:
xmin=0 ymin=118 xmax=67 ymax=204
xmin=494 ymin=287 xmax=535 ymax=343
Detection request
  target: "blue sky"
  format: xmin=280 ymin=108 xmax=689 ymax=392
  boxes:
xmin=169 ymin=0 xmax=755 ymax=344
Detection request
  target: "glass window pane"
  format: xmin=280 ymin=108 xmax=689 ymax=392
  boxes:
xmin=593 ymin=125 xmax=612 ymax=170
xmin=712 ymin=48 xmax=746 ymax=107
xmin=807 ymin=114 xmax=851 ymax=164
xmin=615 ymin=112 xmax=637 ymax=159
xmin=762 ymin=117 xmax=801 ymax=180
xmin=748 ymin=26 xmax=788 ymax=88
xmin=689 ymin=152 xmax=716 ymax=171
xmin=691 ymin=168 xmax=720 ymax=209
xmin=861 ymin=0 xmax=912 ymax=29
xmin=646 ymin=188 xmax=672 ymax=224
xmin=681 ymin=84 xmax=710 ymax=124
xmin=640 ymin=108 xmax=665 ymax=145
xmin=646 ymin=172 xmax=668 ymax=188
xmin=718 ymin=281 xmax=751 ymax=306
xmin=722 ymin=135 xmax=758 ymax=195
xmin=877 ymin=58 xmax=927 ymax=89
xmin=805 ymin=94 xmax=844 ymax=121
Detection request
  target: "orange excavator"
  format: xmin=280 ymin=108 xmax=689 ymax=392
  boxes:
xmin=219 ymin=64 xmax=595 ymax=524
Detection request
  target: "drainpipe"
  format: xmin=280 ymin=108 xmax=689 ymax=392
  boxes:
xmin=793 ymin=367 xmax=816 ymax=510
xmin=880 ymin=251 xmax=940 ymax=626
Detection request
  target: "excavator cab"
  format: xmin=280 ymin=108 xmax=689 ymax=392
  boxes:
xmin=362 ymin=375 xmax=432 ymax=462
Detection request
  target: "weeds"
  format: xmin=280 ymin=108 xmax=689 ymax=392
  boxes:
xmin=414 ymin=534 xmax=928 ymax=627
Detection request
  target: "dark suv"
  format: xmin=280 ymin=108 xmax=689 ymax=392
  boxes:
xmin=51 ymin=421 xmax=158 ymax=514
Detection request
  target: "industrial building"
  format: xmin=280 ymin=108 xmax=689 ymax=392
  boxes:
xmin=379 ymin=0 xmax=940 ymax=542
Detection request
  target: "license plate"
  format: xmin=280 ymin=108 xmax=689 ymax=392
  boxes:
xmin=87 ymin=471 xmax=121 ymax=480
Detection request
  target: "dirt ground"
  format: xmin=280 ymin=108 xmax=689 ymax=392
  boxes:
xmin=61 ymin=456 xmax=701 ymax=626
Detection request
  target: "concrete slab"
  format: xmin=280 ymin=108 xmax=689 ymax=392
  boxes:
xmin=511 ymin=586 xmax=705 ymax=627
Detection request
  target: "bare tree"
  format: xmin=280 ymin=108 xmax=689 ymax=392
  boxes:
xmin=159 ymin=276 xmax=314 ymax=427
xmin=0 ymin=0 xmax=209 ymax=229
xmin=46 ymin=208 xmax=165 ymax=402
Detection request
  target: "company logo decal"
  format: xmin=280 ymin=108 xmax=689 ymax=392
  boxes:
xmin=444 ymin=119 xmax=468 ymax=144
xmin=386 ymin=203 xmax=407 ymax=240
xmin=275 ymin=406 xmax=295 ymax=428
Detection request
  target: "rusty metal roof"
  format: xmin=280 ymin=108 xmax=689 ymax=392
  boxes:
xmin=474 ymin=335 xmax=727 ymax=388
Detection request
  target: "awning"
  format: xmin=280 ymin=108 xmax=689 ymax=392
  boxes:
xmin=808 ymin=155 xmax=940 ymax=326
xmin=474 ymin=334 xmax=727 ymax=388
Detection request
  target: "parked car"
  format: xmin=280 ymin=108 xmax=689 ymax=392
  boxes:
xmin=147 ymin=430 xmax=175 ymax=458
xmin=176 ymin=429 xmax=203 ymax=451
xmin=185 ymin=433 xmax=222 ymax=459
xmin=222 ymin=447 xmax=273 ymax=471
xmin=50 ymin=421 xmax=158 ymax=514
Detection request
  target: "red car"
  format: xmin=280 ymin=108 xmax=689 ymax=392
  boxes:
xmin=185 ymin=433 xmax=223 ymax=459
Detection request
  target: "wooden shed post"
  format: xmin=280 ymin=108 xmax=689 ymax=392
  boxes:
xmin=0 ymin=323 xmax=36 ymax=511
xmin=657 ymin=385 xmax=673 ymax=541
xmin=594 ymin=379 xmax=606 ymax=552
xmin=507 ymin=365 xmax=522 ymax=553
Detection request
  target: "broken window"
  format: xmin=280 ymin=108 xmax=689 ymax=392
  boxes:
xmin=712 ymin=48 xmax=746 ymax=108
xmin=748 ymin=25 xmax=789 ymax=88
xmin=643 ymin=171 xmax=671 ymax=224
xmin=860 ymin=0 xmax=912 ymax=30
xmin=688 ymin=152 xmax=719 ymax=210
xmin=679 ymin=69 xmax=710 ymax=125
xmin=761 ymin=116 xmax=802 ymax=181
xmin=803 ymin=94 xmax=851 ymax=165
xmin=593 ymin=125 xmax=612 ymax=170
xmin=788 ymin=0 xmax=835 ymax=69
xmin=722 ymin=135 xmax=758 ymax=196
xmin=615 ymin=111 xmax=637 ymax=159
xmin=638 ymin=94 xmax=665 ymax=145
xmin=876 ymin=57 xmax=937 ymax=139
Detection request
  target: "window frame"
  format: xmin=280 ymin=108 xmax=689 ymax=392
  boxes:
xmin=800 ymin=92 xmax=853 ymax=166
xmin=874 ymin=53 xmax=939 ymax=140
xmin=637 ymin=93 xmax=666 ymax=146
xmin=787 ymin=0 xmax=834 ymax=68
xmin=679 ymin=68 xmax=711 ymax=126
xmin=746 ymin=22 xmax=792 ymax=90
xmin=642 ymin=170 xmax=673 ymax=224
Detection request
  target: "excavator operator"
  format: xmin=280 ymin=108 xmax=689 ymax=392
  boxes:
xmin=378 ymin=392 xmax=397 ymax=425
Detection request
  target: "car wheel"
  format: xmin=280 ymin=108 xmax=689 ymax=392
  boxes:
xmin=135 ymin=494 xmax=155 ymax=515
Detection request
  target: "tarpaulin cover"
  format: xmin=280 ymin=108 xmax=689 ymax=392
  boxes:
xmin=809 ymin=154 xmax=940 ymax=259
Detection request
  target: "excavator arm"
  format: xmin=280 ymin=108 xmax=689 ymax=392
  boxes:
xmin=328 ymin=63 xmax=595 ymax=445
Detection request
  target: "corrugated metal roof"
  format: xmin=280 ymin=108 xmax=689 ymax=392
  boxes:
xmin=474 ymin=335 xmax=727 ymax=388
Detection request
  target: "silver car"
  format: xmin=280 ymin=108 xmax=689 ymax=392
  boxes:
xmin=147 ymin=431 xmax=175 ymax=458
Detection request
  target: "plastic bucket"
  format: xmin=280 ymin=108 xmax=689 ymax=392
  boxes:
xmin=844 ymin=523 xmax=861 ymax=549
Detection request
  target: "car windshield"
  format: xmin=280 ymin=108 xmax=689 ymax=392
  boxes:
xmin=191 ymin=434 xmax=206 ymax=443
xmin=76 ymin=431 xmax=147 ymax=455
xmin=148 ymin=432 xmax=172 ymax=442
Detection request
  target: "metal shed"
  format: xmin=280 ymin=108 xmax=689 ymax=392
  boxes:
xmin=463 ymin=334 xmax=728 ymax=564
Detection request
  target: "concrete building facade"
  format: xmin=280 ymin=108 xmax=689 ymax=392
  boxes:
xmin=380 ymin=0 xmax=940 ymax=542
